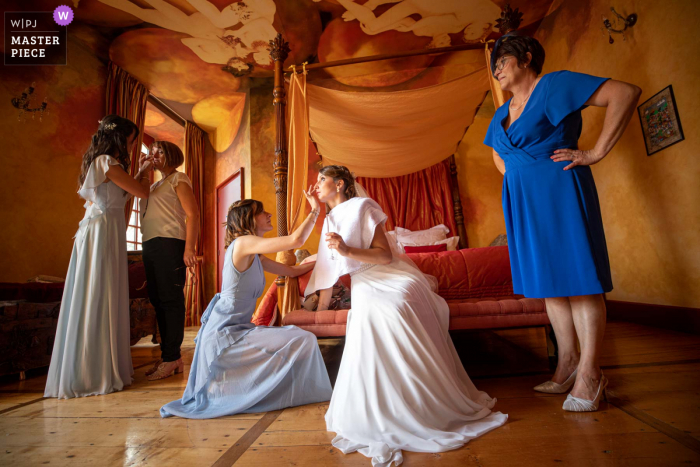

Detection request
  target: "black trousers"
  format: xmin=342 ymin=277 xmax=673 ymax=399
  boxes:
xmin=142 ymin=237 xmax=186 ymax=362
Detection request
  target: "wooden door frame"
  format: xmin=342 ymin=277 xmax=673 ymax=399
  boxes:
xmin=215 ymin=168 xmax=244 ymax=292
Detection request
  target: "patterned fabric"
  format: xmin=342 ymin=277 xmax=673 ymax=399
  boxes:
xmin=184 ymin=122 xmax=205 ymax=326
xmin=105 ymin=61 xmax=148 ymax=226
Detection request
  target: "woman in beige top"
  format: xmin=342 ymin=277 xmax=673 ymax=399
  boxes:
xmin=139 ymin=141 xmax=200 ymax=380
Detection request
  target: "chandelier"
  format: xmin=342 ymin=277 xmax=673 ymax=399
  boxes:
xmin=11 ymin=82 xmax=49 ymax=122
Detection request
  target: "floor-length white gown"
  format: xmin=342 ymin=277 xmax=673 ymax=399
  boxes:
xmin=44 ymin=155 xmax=134 ymax=399
xmin=321 ymin=198 xmax=507 ymax=467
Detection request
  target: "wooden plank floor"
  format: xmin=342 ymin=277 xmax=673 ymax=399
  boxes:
xmin=1 ymin=321 xmax=699 ymax=466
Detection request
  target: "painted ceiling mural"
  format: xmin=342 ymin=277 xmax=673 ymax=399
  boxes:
xmin=144 ymin=101 xmax=186 ymax=149
xmin=11 ymin=0 xmax=555 ymax=153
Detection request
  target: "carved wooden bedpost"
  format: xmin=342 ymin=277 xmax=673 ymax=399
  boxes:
xmin=270 ymin=34 xmax=291 ymax=299
xmin=449 ymin=155 xmax=468 ymax=249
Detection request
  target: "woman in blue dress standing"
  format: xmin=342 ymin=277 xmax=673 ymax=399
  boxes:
xmin=160 ymin=192 xmax=333 ymax=419
xmin=483 ymin=34 xmax=641 ymax=412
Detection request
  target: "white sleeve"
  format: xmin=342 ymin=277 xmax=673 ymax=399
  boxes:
xmin=77 ymin=155 xmax=122 ymax=203
xmin=171 ymin=172 xmax=192 ymax=189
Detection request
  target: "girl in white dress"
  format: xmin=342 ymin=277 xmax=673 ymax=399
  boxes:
xmin=45 ymin=115 xmax=153 ymax=399
xmin=306 ymin=165 xmax=508 ymax=467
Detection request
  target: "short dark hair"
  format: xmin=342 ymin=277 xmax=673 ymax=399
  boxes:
xmin=493 ymin=35 xmax=545 ymax=76
xmin=152 ymin=140 xmax=185 ymax=169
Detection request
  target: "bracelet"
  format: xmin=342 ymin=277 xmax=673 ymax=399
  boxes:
xmin=309 ymin=209 xmax=320 ymax=218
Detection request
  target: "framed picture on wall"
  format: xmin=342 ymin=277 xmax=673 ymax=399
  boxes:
xmin=637 ymin=85 xmax=685 ymax=156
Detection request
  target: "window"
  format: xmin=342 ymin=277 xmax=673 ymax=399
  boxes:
xmin=126 ymin=199 xmax=143 ymax=251
xmin=126 ymin=143 xmax=150 ymax=251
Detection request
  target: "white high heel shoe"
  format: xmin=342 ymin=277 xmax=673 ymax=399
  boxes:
xmin=533 ymin=368 xmax=577 ymax=394
xmin=563 ymin=374 xmax=608 ymax=412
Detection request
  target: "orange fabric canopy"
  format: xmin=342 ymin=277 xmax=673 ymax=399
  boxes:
xmin=307 ymin=69 xmax=490 ymax=177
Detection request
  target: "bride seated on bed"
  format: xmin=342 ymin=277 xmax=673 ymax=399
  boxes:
xmin=306 ymin=164 xmax=507 ymax=467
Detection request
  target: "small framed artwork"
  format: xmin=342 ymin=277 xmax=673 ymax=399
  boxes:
xmin=637 ymin=85 xmax=685 ymax=156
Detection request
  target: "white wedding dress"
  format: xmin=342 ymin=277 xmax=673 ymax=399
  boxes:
xmin=307 ymin=196 xmax=507 ymax=467
xmin=45 ymin=155 xmax=134 ymax=399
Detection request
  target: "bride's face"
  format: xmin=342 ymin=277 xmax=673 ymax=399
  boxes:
xmin=314 ymin=173 xmax=342 ymax=203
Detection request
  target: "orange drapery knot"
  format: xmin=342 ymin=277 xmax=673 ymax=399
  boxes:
xmin=276 ymin=249 xmax=297 ymax=266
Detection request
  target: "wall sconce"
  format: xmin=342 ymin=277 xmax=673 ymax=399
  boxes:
xmin=11 ymin=82 xmax=49 ymax=122
xmin=602 ymin=7 xmax=638 ymax=44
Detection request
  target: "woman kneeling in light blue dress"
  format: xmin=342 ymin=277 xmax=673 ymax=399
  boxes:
xmin=160 ymin=191 xmax=332 ymax=419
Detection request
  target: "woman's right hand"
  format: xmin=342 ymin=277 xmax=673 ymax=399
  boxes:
xmin=139 ymin=152 xmax=153 ymax=171
xmin=304 ymin=184 xmax=320 ymax=212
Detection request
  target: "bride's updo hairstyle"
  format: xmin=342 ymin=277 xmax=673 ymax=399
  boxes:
xmin=225 ymin=199 xmax=265 ymax=247
xmin=319 ymin=165 xmax=357 ymax=199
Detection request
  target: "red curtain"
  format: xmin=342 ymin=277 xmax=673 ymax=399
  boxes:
xmin=184 ymin=122 xmax=205 ymax=326
xmin=357 ymin=159 xmax=457 ymax=236
xmin=105 ymin=61 xmax=149 ymax=225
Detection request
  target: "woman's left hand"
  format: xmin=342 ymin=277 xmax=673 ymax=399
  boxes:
xmin=326 ymin=233 xmax=349 ymax=257
xmin=551 ymin=149 xmax=604 ymax=171
xmin=183 ymin=248 xmax=197 ymax=268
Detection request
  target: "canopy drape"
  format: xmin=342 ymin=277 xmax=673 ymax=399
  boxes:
xmin=184 ymin=122 xmax=205 ymax=326
xmin=275 ymin=70 xmax=309 ymax=320
xmin=106 ymin=61 xmax=148 ymax=225
xmin=307 ymin=69 xmax=489 ymax=178
xmin=356 ymin=159 xmax=457 ymax=236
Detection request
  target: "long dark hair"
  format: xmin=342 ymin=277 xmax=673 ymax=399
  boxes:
xmin=319 ymin=165 xmax=357 ymax=199
xmin=225 ymin=199 xmax=265 ymax=247
xmin=79 ymin=115 xmax=139 ymax=187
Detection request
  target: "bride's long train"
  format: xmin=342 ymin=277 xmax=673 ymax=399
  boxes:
xmin=326 ymin=259 xmax=508 ymax=467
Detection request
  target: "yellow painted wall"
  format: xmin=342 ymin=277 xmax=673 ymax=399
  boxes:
xmin=0 ymin=34 xmax=107 ymax=283
xmin=456 ymin=94 xmax=507 ymax=249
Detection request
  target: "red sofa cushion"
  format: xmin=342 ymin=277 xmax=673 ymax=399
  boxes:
xmin=253 ymin=262 xmax=352 ymax=326
xmin=407 ymin=246 xmax=513 ymax=300
xmin=256 ymin=246 xmax=516 ymax=325
xmin=404 ymin=244 xmax=448 ymax=254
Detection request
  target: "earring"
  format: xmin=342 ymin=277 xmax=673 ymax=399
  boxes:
xmin=336 ymin=187 xmax=340 ymax=193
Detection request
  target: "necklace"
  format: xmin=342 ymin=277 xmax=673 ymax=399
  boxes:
xmin=510 ymin=78 xmax=538 ymax=111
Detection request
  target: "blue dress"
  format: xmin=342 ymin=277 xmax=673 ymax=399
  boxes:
xmin=484 ymin=71 xmax=613 ymax=298
xmin=160 ymin=239 xmax=333 ymax=419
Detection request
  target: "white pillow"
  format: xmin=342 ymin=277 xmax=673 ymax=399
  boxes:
xmin=401 ymin=236 xmax=460 ymax=252
xmin=395 ymin=224 xmax=449 ymax=245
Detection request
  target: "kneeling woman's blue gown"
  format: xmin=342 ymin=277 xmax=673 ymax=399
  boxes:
xmin=484 ymin=71 xmax=614 ymax=298
xmin=161 ymin=239 xmax=333 ymax=419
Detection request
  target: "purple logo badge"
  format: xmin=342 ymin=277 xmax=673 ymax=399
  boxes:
xmin=53 ymin=5 xmax=74 ymax=26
